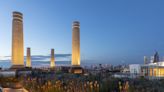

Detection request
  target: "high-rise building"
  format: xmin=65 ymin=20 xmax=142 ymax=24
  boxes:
xmin=144 ymin=56 xmax=148 ymax=64
xmin=26 ymin=47 xmax=31 ymax=67
xmin=153 ymin=52 xmax=159 ymax=63
xmin=50 ymin=49 xmax=55 ymax=68
xmin=72 ymin=21 xmax=80 ymax=66
xmin=150 ymin=56 xmax=154 ymax=63
xmin=11 ymin=11 xmax=24 ymax=68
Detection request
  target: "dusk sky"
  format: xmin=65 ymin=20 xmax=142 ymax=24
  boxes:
xmin=0 ymin=0 xmax=164 ymax=65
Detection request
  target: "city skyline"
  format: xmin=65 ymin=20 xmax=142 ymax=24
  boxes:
xmin=0 ymin=0 xmax=164 ymax=65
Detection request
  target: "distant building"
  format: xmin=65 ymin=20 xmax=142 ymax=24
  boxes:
xmin=144 ymin=56 xmax=148 ymax=64
xmin=129 ymin=52 xmax=164 ymax=79
xmin=153 ymin=52 xmax=159 ymax=63
xmin=141 ymin=62 xmax=164 ymax=79
xmin=150 ymin=56 xmax=154 ymax=63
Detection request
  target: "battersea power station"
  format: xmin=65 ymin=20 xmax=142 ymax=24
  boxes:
xmin=9 ymin=11 xmax=83 ymax=74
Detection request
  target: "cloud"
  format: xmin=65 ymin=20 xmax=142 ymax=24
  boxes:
xmin=0 ymin=56 xmax=11 ymax=61
xmin=0 ymin=54 xmax=71 ymax=62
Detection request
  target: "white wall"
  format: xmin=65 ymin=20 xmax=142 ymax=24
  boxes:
xmin=129 ymin=64 xmax=141 ymax=74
